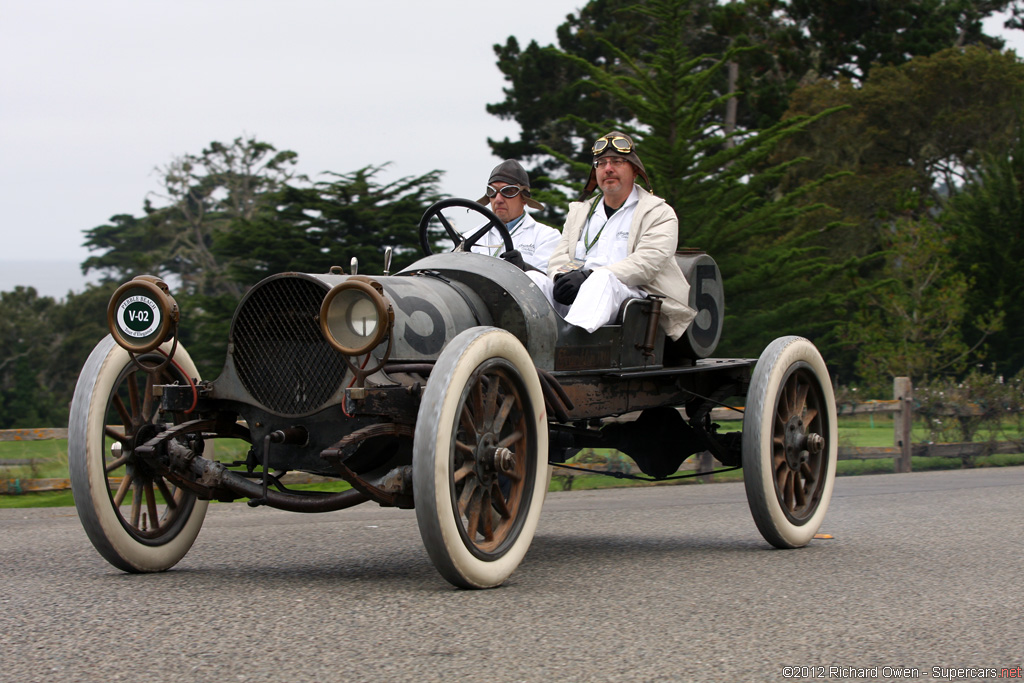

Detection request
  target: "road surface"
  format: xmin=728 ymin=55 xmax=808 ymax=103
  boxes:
xmin=2 ymin=467 xmax=1021 ymax=682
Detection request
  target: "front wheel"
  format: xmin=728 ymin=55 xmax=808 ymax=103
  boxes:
xmin=413 ymin=327 xmax=548 ymax=588
xmin=742 ymin=336 xmax=837 ymax=548
xmin=69 ymin=336 xmax=208 ymax=572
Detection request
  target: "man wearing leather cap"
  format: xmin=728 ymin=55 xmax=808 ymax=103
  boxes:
xmin=530 ymin=131 xmax=695 ymax=339
xmin=471 ymin=159 xmax=561 ymax=271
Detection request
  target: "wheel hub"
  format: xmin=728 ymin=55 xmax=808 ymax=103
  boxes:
xmin=783 ymin=415 xmax=813 ymax=471
xmin=474 ymin=433 xmax=500 ymax=487
xmin=132 ymin=422 xmax=159 ymax=451
xmin=127 ymin=422 xmax=160 ymax=476
xmin=493 ymin=447 xmax=516 ymax=474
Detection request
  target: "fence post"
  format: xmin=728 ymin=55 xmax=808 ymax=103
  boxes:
xmin=893 ymin=377 xmax=913 ymax=473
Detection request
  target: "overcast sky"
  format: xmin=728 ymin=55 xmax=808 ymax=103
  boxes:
xmin=0 ymin=0 xmax=583 ymax=267
xmin=2 ymin=2 xmax=1021 ymax=296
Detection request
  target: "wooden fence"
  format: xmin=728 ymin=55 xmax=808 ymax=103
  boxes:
xmin=3 ymin=377 xmax=1022 ymax=493
xmin=695 ymin=375 xmax=1023 ymax=480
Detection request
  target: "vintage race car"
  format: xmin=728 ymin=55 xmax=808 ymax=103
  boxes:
xmin=68 ymin=199 xmax=838 ymax=589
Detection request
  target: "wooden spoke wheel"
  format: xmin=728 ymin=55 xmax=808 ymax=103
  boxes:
xmin=69 ymin=336 xmax=208 ymax=572
xmin=413 ymin=327 xmax=547 ymax=588
xmin=742 ymin=336 xmax=837 ymax=548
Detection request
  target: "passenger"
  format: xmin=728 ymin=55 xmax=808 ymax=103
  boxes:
xmin=471 ymin=159 xmax=561 ymax=272
xmin=528 ymin=131 xmax=695 ymax=339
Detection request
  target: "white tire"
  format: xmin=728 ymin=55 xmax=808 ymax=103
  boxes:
xmin=413 ymin=327 xmax=548 ymax=588
xmin=742 ymin=336 xmax=837 ymax=548
xmin=69 ymin=336 xmax=209 ymax=572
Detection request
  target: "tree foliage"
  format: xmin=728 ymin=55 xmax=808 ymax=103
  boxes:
xmin=0 ymin=288 xmax=62 ymax=428
xmin=780 ymin=46 xmax=1024 ymax=212
xmin=785 ymin=0 xmax=1019 ymax=82
xmin=488 ymin=0 xmax=750 ymax=221
xmin=486 ymin=0 xmax=1024 ymax=377
xmin=834 ymin=215 xmax=1002 ymax=392
xmin=487 ymin=0 xmax=1022 ymax=222
xmin=77 ymin=140 xmax=445 ymax=380
xmin=771 ymin=43 xmax=1024 ymax=319
xmin=0 ymin=284 xmax=113 ymax=428
xmin=83 ymin=136 xmax=300 ymax=298
xmin=218 ymin=164 xmax=444 ymax=282
xmin=495 ymin=0 xmax=850 ymax=355
xmin=945 ymin=125 xmax=1024 ymax=374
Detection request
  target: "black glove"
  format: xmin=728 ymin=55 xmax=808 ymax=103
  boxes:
xmin=500 ymin=249 xmax=527 ymax=271
xmin=553 ymin=268 xmax=591 ymax=305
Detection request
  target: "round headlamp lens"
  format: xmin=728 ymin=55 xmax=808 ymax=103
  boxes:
xmin=320 ymin=280 xmax=390 ymax=356
xmin=333 ymin=290 xmax=379 ymax=341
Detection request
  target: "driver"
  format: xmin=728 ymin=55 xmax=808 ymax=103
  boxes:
xmin=528 ymin=132 xmax=695 ymax=339
xmin=471 ymin=160 xmax=561 ymax=271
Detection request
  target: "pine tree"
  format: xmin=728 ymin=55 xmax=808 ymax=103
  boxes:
xmin=536 ymin=0 xmax=848 ymax=355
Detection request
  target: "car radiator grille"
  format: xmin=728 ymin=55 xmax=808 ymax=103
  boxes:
xmin=231 ymin=276 xmax=347 ymax=415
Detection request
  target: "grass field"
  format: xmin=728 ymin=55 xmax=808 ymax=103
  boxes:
xmin=3 ymin=415 xmax=1023 ymax=508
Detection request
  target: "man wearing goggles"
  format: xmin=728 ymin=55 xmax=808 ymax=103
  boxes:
xmin=473 ymin=160 xmax=560 ymax=271
xmin=528 ymin=131 xmax=695 ymax=339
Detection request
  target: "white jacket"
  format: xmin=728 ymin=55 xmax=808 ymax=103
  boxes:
xmin=470 ymin=213 xmax=562 ymax=271
xmin=548 ymin=186 xmax=695 ymax=340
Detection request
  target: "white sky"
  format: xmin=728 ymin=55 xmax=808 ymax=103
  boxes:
xmin=1 ymin=3 xmax=1021 ymax=277
xmin=0 ymin=0 xmax=584 ymax=266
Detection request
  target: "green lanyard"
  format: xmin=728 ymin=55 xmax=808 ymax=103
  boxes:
xmin=582 ymin=195 xmax=604 ymax=254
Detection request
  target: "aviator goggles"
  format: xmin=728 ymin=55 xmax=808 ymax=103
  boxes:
xmin=592 ymin=135 xmax=633 ymax=155
xmin=485 ymin=184 xmax=528 ymax=199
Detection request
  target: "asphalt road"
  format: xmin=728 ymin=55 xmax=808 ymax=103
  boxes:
xmin=3 ymin=467 xmax=1022 ymax=683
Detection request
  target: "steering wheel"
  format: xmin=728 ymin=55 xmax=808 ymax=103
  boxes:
xmin=418 ymin=198 xmax=514 ymax=257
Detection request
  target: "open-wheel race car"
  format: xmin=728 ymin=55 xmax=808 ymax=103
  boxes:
xmin=68 ymin=199 xmax=838 ymax=589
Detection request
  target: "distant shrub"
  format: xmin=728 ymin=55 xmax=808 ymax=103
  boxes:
xmin=915 ymin=367 xmax=1024 ymax=443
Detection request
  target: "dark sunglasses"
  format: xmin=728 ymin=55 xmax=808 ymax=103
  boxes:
xmin=592 ymin=135 xmax=632 ymax=155
xmin=485 ymin=184 xmax=527 ymax=199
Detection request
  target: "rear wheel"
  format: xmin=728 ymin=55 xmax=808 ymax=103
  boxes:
xmin=69 ymin=336 xmax=208 ymax=572
xmin=413 ymin=327 xmax=548 ymax=588
xmin=742 ymin=336 xmax=837 ymax=548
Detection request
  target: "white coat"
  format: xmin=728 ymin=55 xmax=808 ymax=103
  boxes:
xmin=469 ymin=213 xmax=562 ymax=271
xmin=547 ymin=186 xmax=695 ymax=340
